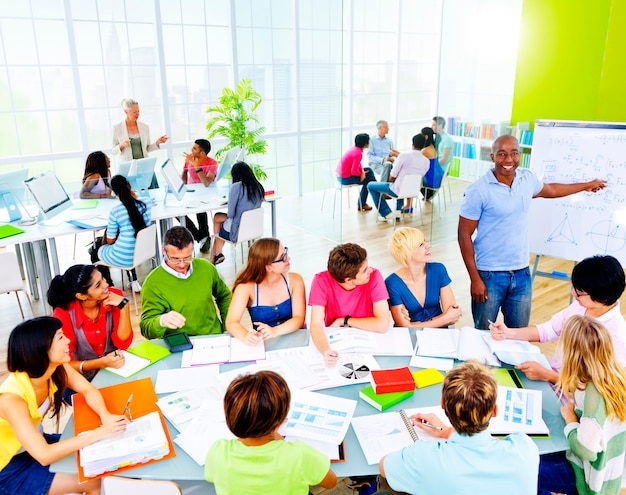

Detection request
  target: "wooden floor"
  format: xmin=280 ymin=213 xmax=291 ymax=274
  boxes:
xmin=2 ymin=178 xmax=625 ymax=494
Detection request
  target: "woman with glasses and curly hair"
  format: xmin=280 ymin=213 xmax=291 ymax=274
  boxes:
xmin=226 ymin=238 xmax=305 ymax=345
xmin=211 ymin=162 xmax=264 ymax=265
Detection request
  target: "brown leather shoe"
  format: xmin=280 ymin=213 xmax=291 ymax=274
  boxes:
xmin=357 ymin=204 xmax=373 ymax=211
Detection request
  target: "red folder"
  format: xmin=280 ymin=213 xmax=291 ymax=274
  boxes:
xmin=72 ymin=377 xmax=176 ymax=481
xmin=370 ymin=366 xmax=416 ymax=394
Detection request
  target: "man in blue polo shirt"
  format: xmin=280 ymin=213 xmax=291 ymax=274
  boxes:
xmin=378 ymin=361 xmax=539 ymax=494
xmin=367 ymin=120 xmax=399 ymax=183
xmin=458 ymin=135 xmax=606 ymax=330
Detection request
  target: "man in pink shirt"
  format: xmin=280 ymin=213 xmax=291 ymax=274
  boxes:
xmin=489 ymin=255 xmax=626 ymax=383
xmin=309 ymin=243 xmax=389 ymax=366
xmin=182 ymin=139 xmax=218 ymax=253
xmin=336 ymin=133 xmax=377 ymax=211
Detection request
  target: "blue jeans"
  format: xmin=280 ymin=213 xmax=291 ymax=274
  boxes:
xmin=367 ymin=182 xmax=402 ymax=217
xmin=538 ymin=452 xmax=577 ymax=495
xmin=338 ymin=168 xmax=376 ymax=207
xmin=471 ymin=267 xmax=532 ymax=330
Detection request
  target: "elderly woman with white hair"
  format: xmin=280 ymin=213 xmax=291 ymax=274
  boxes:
xmin=386 ymin=227 xmax=462 ymax=328
xmin=111 ymin=97 xmax=168 ymax=188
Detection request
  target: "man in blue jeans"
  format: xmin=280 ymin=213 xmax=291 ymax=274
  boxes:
xmin=458 ymin=134 xmax=607 ymax=330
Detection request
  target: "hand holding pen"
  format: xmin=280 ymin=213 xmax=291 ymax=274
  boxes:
xmin=122 ymin=393 xmax=133 ymax=421
xmin=410 ymin=413 xmax=451 ymax=439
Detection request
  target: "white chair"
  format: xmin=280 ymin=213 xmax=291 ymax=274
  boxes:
xmin=95 ymin=223 xmax=158 ymax=315
xmin=422 ymin=162 xmax=452 ymax=213
xmin=216 ymin=207 xmax=264 ymax=270
xmin=376 ymin=174 xmax=423 ymax=231
xmin=320 ymin=162 xmax=363 ymax=218
xmin=102 ymin=476 xmax=182 ymax=495
xmin=0 ymin=250 xmax=34 ymax=319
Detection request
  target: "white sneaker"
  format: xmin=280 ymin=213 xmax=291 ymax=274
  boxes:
xmin=129 ymin=280 xmax=142 ymax=293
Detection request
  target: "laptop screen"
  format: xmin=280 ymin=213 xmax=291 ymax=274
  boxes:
xmin=160 ymin=159 xmax=186 ymax=201
xmin=24 ymin=172 xmax=72 ymax=218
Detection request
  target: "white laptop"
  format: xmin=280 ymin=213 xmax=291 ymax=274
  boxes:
xmin=214 ymin=147 xmax=242 ymax=182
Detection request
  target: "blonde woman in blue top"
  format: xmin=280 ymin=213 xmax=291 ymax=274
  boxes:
xmin=226 ymin=238 xmax=306 ymax=345
xmin=92 ymin=175 xmax=151 ymax=290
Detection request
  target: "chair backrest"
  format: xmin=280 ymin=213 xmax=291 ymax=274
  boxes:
xmin=235 ymin=207 xmax=264 ymax=243
xmin=132 ymin=223 xmax=158 ymax=267
xmin=0 ymin=251 xmax=24 ymax=293
xmin=394 ymin=174 xmax=423 ymax=198
xmin=102 ymin=476 xmax=182 ymax=495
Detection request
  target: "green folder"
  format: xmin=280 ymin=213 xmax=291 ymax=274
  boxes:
xmin=71 ymin=199 xmax=99 ymax=210
xmin=126 ymin=340 xmax=171 ymax=364
xmin=0 ymin=224 xmax=25 ymax=239
xmin=492 ymin=368 xmax=524 ymax=389
xmin=359 ymin=385 xmax=414 ymax=411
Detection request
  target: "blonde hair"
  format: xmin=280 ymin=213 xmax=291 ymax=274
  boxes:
xmin=388 ymin=227 xmax=425 ymax=268
xmin=557 ymin=314 xmax=626 ymax=421
xmin=441 ymin=360 xmax=497 ymax=435
xmin=121 ymin=97 xmax=139 ymax=111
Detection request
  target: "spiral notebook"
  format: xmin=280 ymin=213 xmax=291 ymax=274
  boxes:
xmin=351 ymin=406 xmax=450 ymax=465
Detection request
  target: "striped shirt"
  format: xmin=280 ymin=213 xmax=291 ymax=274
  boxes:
xmin=98 ymin=201 xmax=151 ymax=268
xmin=566 ymin=382 xmax=626 ymax=495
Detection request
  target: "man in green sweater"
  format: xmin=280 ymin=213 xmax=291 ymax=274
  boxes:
xmin=140 ymin=226 xmax=231 ymax=338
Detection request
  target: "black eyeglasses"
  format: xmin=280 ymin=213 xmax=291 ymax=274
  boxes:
xmin=572 ymin=287 xmax=589 ymax=298
xmin=272 ymin=247 xmax=289 ymax=264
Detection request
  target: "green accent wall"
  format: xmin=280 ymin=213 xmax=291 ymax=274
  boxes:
xmin=511 ymin=0 xmax=625 ymax=127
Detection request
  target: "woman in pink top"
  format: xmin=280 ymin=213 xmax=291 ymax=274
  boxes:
xmin=489 ymin=254 xmax=626 ymax=384
xmin=309 ymin=243 xmax=389 ymax=366
xmin=336 ymin=133 xmax=377 ymax=211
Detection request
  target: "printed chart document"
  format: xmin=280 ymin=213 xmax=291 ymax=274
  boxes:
xmin=489 ymin=386 xmax=549 ymax=436
xmin=154 ymin=365 xmax=220 ymax=394
xmin=79 ymin=411 xmax=169 ymax=478
xmin=180 ymin=334 xmax=265 ymax=367
xmin=309 ymin=327 xmax=413 ymax=356
xmin=156 ymin=388 xmax=223 ymax=432
xmin=351 ymin=406 xmax=450 ymax=465
xmin=414 ymin=327 xmax=500 ymax=366
xmin=279 ymin=388 xmax=357 ymax=445
xmin=482 ymin=335 xmax=552 ymax=369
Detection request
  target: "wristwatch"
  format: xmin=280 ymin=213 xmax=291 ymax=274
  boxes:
xmin=117 ymin=297 xmax=129 ymax=310
xmin=195 ymin=168 xmax=203 ymax=174
xmin=343 ymin=315 xmax=351 ymax=327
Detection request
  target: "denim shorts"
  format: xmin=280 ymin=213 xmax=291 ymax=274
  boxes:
xmin=0 ymin=433 xmax=60 ymax=495
xmin=219 ymin=225 xmax=231 ymax=241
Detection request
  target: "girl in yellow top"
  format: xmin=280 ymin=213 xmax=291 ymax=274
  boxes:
xmin=0 ymin=317 xmax=127 ymax=495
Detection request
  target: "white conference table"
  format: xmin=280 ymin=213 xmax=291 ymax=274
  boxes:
xmin=0 ymin=182 xmax=280 ymax=312
xmin=51 ymin=329 xmax=568 ymax=492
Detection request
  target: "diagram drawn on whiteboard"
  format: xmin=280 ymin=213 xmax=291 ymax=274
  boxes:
xmin=587 ymin=220 xmax=626 ymax=253
xmin=546 ymin=214 xmax=576 ymax=245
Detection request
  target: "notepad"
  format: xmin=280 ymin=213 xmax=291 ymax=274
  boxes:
xmin=0 ymin=224 xmax=25 ymax=239
xmin=104 ymin=341 xmax=170 ymax=378
xmin=72 ymin=199 xmax=99 ymax=209
xmin=181 ymin=334 xmax=265 ymax=367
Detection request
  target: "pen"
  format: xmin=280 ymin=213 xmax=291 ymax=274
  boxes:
xmin=419 ymin=419 xmax=443 ymax=431
xmin=487 ymin=319 xmax=495 ymax=326
xmin=122 ymin=393 xmax=133 ymax=421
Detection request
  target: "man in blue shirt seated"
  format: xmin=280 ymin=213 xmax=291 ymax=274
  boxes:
xmin=367 ymin=120 xmax=399 ymax=183
xmin=377 ymin=361 xmax=539 ymax=495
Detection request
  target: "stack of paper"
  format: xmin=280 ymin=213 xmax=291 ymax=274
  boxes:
xmin=412 ymin=327 xmax=500 ymax=367
xmin=180 ymin=334 xmax=265 ymax=367
xmin=79 ymin=411 xmax=169 ymax=477
xmin=156 ymin=388 xmax=223 ymax=431
xmin=310 ymin=327 xmax=413 ymax=356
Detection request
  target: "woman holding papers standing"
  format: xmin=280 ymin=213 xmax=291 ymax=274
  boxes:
xmin=111 ymin=97 xmax=168 ymax=189
xmin=386 ymin=227 xmax=462 ymax=328
xmin=79 ymin=151 xmax=112 ymax=199
xmin=226 ymin=238 xmax=306 ymax=344
xmin=538 ymin=315 xmax=626 ymax=495
xmin=0 ymin=317 xmax=127 ymax=495
xmin=48 ymin=264 xmax=132 ymax=382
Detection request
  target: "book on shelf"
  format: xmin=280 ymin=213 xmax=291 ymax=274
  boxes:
xmin=73 ymin=377 xmax=175 ymax=481
xmin=351 ymin=406 xmax=451 ymax=465
xmin=359 ymin=385 xmax=414 ymax=411
xmin=370 ymin=366 xmax=415 ymax=394
xmin=413 ymin=327 xmax=500 ymax=367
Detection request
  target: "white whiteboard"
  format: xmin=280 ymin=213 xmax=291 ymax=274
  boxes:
xmin=528 ymin=120 xmax=626 ymax=266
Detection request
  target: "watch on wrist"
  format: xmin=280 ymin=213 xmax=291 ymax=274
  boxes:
xmin=343 ymin=315 xmax=351 ymax=327
xmin=117 ymin=297 xmax=129 ymax=310
xmin=195 ymin=168 xmax=203 ymax=174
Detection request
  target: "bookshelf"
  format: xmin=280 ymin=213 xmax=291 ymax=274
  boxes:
xmin=447 ymin=117 xmax=533 ymax=181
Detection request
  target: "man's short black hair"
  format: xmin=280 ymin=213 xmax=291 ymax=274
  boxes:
xmin=354 ymin=133 xmax=370 ymax=148
xmin=163 ymin=226 xmax=194 ymax=249
xmin=195 ymin=139 xmax=211 ymax=155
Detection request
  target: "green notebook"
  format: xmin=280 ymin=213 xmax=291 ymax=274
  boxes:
xmin=492 ymin=368 xmax=524 ymax=389
xmin=0 ymin=224 xmax=25 ymax=239
xmin=71 ymin=199 xmax=99 ymax=210
xmin=126 ymin=340 xmax=171 ymax=363
xmin=359 ymin=385 xmax=414 ymax=411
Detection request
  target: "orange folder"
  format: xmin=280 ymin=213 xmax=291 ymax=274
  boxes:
xmin=72 ymin=377 xmax=176 ymax=481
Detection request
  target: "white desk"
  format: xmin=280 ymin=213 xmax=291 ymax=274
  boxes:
xmin=51 ymin=330 xmax=568 ymax=491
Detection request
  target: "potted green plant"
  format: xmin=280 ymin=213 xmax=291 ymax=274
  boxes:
xmin=205 ymin=78 xmax=268 ymax=181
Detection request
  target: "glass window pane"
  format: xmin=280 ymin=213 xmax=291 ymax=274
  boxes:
xmin=3 ymin=20 xmax=38 ymax=65
xmin=0 ymin=112 xmax=20 ymax=157
xmin=127 ymin=23 xmax=157 ymax=54
xmin=84 ymin=108 xmax=113 ymax=151
xmin=204 ymin=0 xmax=230 ymax=25
xmin=125 ymin=0 xmax=154 ymax=23
xmin=181 ymin=0 xmax=206 ymax=25
xmin=16 ymin=111 xmax=50 ymax=154
xmin=49 ymin=110 xmax=80 ymax=152
xmin=70 ymin=0 xmax=98 ymax=20
xmin=97 ymin=0 xmax=126 ymax=22
xmin=184 ymin=26 xmax=208 ymax=65
xmin=8 ymin=67 xmax=45 ymax=110
xmin=207 ymin=27 xmax=231 ymax=65
xmin=0 ymin=1 xmax=30 ymax=17
xmin=162 ymin=25 xmax=185 ymax=64
xmin=252 ymin=29 xmax=273 ymax=65
xmin=41 ymin=67 xmax=75 ymax=109
xmin=35 ymin=20 xmax=70 ymax=65
xmin=74 ymin=22 xmax=103 ymax=65
xmin=160 ymin=0 xmax=182 ymax=24
xmin=250 ymin=0 xmax=272 ymax=28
